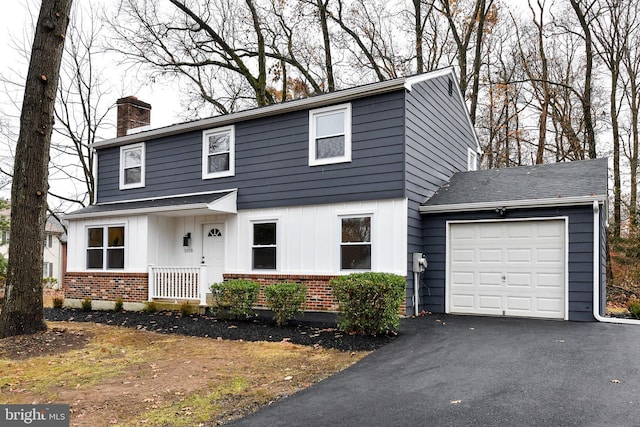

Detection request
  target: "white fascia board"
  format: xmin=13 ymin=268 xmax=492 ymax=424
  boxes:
xmin=64 ymin=203 xmax=211 ymax=219
xmin=64 ymin=189 xmax=238 ymax=220
xmin=419 ymin=195 xmax=607 ymax=214
xmin=93 ymin=79 xmax=409 ymax=149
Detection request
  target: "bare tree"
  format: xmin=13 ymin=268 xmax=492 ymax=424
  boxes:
xmin=593 ymin=0 xmax=629 ymax=238
xmin=436 ymin=0 xmax=496 ymax=124
xmin=53 ymin=4 xmax=113 ymax=209
xmin=0 ymin=0 xmax=72 ymax=338
xmin=568 ymin=0 xmax=598 ymax=159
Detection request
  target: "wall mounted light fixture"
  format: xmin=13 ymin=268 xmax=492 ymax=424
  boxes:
xmin=183 ymin=232 xmax=192 ymax=247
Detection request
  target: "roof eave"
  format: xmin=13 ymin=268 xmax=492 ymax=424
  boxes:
xmin=94 ymin=79 xmax=409 ymax=149
xmin=419 ymin=195 xmax=607 ymax=214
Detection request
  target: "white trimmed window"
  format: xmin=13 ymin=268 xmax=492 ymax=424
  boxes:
xmin=86 ymin=225 xmax=125 ymax=270
xmin=340 ymin=216 xmax=371 ymax=270
xmin=43 ymin=262 xmax=53 ymax=278
xmin=467 ymin=147 xmax=478 ymax=171
xmin=203 ymin=126 xmax=235 ymax=179
xmin=120 ymin=143 xmax=145 ymax=189
xmin=309 ymin=103 xmax=352 ymax=166
xmin=252 ymin=222 xmax=277 ymax=270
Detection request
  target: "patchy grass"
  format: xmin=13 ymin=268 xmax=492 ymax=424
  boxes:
xmin=0 ymin=322 xmax=368 ymax=426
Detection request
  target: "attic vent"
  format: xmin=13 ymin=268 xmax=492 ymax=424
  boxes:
xmin=448 ymin=78 xmax=453 ymax=96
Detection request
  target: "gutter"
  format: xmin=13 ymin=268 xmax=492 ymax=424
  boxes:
xmin=420 ymin=195 xmax=606 ymax=214
xmin=591 ymin=200 xmax=640 ymax=325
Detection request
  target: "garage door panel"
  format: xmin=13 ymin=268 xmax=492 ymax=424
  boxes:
xmin=537 ymin=273 xmax=563 ymax=287
xmin=505 ymin=296 xmax=532 ymax=311
xmin=479 ymin=249 xmax=502 ymax=262
xmin=451 ymin=271 xmax=474 ymax=285
xmin=506 ymin=272 xmax=532 ymax=287
xmin=537 ymin=248 xmax=563 ymax=263
xmin=449 ymin=220 xmax=565 ymax=319
xmin=450 ymin=294 xmax=474 ymax=309
xmin=452 ymin=249 xmax=475 ymax=262
xmin=478 ymin=295 xmax=502 ymax=310
xmin=478 ymin=272 xmax=502 ymax=286
xmin=507 ymin=248 xmax=532 ymax=263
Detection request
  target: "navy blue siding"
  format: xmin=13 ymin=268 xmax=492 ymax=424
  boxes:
xmin=97 ymin=91 xmax=407 ymax=209
xmin=422 ymin=206 xmax=603 ymax=321
xmin=404 ymin=75 xmax=478 ymax=313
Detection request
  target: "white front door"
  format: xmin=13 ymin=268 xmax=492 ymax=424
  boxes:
xmin=202 ymin=223 xmax=225 ymax=286
xmin=448 ymin=219 xmax=566 ymax=319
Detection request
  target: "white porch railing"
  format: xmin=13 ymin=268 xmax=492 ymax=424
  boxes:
xmin=148 ymin=266 xmax=208 ymax=305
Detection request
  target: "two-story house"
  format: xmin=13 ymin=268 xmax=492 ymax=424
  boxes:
xmin=63 ymin=67 xmax=608 ymax=321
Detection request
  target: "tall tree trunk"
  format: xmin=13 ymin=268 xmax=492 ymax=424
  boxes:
xmin=317 ymin=0 xmax=335 ymax=92
xmin=611 ymin=68 xmax=622 ymax=237
xmin=569 ymin=0 xmax=597 ymax=159
xmin=0 ymin=0 xmax=72 ymax=338
xmin=414 ymin=0 xmax=424 ymax=74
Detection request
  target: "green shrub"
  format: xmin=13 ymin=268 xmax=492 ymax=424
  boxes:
xmin=330 ymin=272 xmax=406 ymax=336
xmin=81 ymin=297 xmax=92 ymax=312
xmin=114 ymin=297 xmax=124 ymax=312
xmin=144 ymin=301 xmax=158 ymax=314
xmin=265 ymin=283 xmax=306 ymax=326
xmin=628 ymin=299 xmax=640 ymax=319
xmin=210 ymin=279 xmax=260 ymax=320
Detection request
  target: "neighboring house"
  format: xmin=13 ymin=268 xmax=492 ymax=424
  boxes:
xmin=63 ymin=67 xmax=608 ymax=321
xmin=0 ymin=208 xmax=66 ymax=288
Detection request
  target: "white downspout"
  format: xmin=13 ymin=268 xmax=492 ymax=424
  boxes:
xmin=591 ymin=200 xmax=640 ymax=324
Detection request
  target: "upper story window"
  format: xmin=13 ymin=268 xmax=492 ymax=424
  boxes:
xmin=86 ymin=225 xmax=125 ymax=270
xmin=202 ymin=126 xmax=235 ymax=179
xmin=252 ymin=222 xmax=277 ymax=270
xmin=309 ymin=103 xmax=352 ymax=166
xmin=1 ymin=230 xmax=9 ymax=246
xmin=467 ymin=147 xmax=478 ymax=171
xmin=340 ymin=216 xmax=371 ymax=270
xmin=120 ymin=143 xmax=145 ymax=189
xmin=43 ymin=234 xmax=53 ymax=248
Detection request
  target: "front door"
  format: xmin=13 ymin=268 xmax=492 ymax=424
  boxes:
xmin=202 ymin=223 xmax=225 ymax=286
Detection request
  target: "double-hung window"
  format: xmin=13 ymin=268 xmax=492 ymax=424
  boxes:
xmin=119 ymin=143 xmax=145 ymax=189
xmin=252 ymin=222 xmax=276 ymax=270
xmin=203 ymin=126 xmax=235 ymax=179
xmin=309 ymin=103 xmax=352 ymax=166
xmin=86 ymin=226 xmax=125 ymax=270
xmin=340 ymin=216 xmax=371 ymax=270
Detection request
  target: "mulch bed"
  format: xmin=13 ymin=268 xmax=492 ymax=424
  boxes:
xmin=44 ymin=308 xmax=397 ymax=352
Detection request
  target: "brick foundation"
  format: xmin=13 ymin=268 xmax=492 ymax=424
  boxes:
xmin=224 ymin=273 xmax=340 ymax=312
xmin=63 ymin=271 xmax=407 ymax=315
xmin=64 ymin=272 xmax=148 ymax=302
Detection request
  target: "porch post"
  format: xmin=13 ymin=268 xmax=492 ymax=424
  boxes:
xmin=148 ymin=266 xmax=154 ymax=302
xmin=199 ymin=266 xmax=208 ymax=306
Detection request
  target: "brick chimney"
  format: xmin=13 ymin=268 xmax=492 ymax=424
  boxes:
xmin=116 ymin=96 xmax=151 ymax=137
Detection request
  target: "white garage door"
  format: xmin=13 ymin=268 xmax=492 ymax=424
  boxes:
xmin=448 ymin=219 xmax=566 ymax=319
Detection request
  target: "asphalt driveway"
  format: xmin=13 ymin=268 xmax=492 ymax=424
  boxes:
xmin=231 ymin=314 xmax=640 ymax=427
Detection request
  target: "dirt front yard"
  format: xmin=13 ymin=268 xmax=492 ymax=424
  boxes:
xmin=0 ymin=321 xmax=369 ymax=426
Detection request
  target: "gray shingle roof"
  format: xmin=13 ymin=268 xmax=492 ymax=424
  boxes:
xmin=65 ymin=191 xmax=234 ymax=219
xmin=422 ymin=158 xmax=608 ymax=212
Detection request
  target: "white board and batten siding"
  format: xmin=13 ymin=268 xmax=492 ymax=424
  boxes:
xmin=447 ymin=218 xmax=567 ymax=320
xmin=66 ymin=199 xmax=409 ymax=277
xmin=66 ymin=215 xmax=149 ymax=272
xmin=226 ymin=198 xmax=408 ymax=275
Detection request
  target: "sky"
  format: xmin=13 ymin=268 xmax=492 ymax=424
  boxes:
xmin=0 ymin=1 xmax=184 ymax=133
